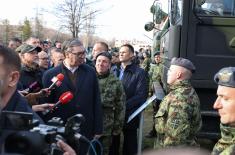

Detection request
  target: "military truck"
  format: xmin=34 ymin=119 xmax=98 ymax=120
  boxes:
xmin=145 ymin=0 xmax=235 ymax=140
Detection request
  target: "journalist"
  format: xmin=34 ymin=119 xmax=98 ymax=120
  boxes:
xmin=0 ymin=45 xmax=42 ymax=152
xmin=0 ymin=45 xmax=41 ymax=120
xmin=0 ymin=45 xmax=76 ymax=155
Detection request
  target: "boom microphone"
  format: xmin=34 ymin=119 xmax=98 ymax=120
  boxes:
xmin=48 ymin=73 xmax=64 ymax=90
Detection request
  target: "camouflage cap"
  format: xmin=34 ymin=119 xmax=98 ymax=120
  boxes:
xmin=214 ymin=67 xmax=235 ymax=88
xmin=15 ymin=44 xmax=26 ymax=53
xmin=171 ymin=57 xmax=196 ymax=73
xmin=96 ymin=51 xmax=112 ymax=61
xmin=21 ymin=44 xmax=42 ymax=54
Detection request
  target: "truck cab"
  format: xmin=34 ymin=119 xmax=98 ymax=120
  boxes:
xmin=146 ymin=0 xmax=235 ymax=140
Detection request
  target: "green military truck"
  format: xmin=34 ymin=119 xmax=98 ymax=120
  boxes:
xmin=145 ymin=0 xmax=235 ymax=140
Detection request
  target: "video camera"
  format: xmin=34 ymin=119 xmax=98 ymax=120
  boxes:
xmin=0 ymin=111 xmax=85 ymax=155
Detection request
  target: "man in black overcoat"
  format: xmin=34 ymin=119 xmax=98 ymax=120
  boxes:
xmin=42 ymin=39 xmax=103 ymax=155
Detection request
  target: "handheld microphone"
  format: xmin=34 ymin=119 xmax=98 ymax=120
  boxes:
xmin=24 ymin=81 xmax=40 ymax=93
xmin=48 ymin=73 xmax=64 ymax=90
xmin=43 ymin=91 xmax=74 ymax=115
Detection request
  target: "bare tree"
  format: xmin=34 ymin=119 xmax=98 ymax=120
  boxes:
xmin=33 ymin=8 xmax=44 ymax=39
xmin=54 ymin=0 xmax=101 ymax=38
xmin=1 ymin=19 xmax=11 ymax=44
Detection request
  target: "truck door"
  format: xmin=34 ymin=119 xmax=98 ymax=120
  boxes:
xmin=187 ymin=0 xmax=235 ymax=139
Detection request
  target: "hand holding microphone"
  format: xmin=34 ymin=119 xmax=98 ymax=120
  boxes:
xmin=48 ymin=73 xmax=64 ymax=90
xmin=43 ymin=91 xmax=74 ymax=115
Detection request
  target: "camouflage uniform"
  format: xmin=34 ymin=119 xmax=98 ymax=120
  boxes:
xmin=141 ymin=57 xmax=151 ymax=73
xmin=154 ymin=80 xmax=201 ymax=149
xmin=147 ymin=62 xmax=163 ymax=137
xmin=148 ymin=62 xmax=163 ymax=96
xmin=97 ymin=73 xmax=126 ymax=155
xmin=212 ymin=124 xmax=235 ymax=155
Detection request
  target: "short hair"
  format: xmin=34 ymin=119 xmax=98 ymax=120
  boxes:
xmin=121 ymin=44 xmax=135 ymax=53
xmin=9 ymin=37 xmax=22 ymax=44
xmin=26 ymin=36 xmax=39 ymax=41
xmin=66 ymin=39 xmax=85 ymax=53
xmin=95 ymin=41 xmax=109 ymax=52
xmin=49 ymin=47 xmax=63 ymax=54
xmin=0 ymin=45 xmax=21 ymax=72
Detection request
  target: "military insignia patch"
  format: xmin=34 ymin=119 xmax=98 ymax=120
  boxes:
xmin=170 ymin=119 xmax=180 ymax=129
xmin=218 ymin=70 xmax=232 ymax=83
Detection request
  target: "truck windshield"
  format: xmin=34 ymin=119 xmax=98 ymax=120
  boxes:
xmin=195 ymin=0 xmax=235 ymax=16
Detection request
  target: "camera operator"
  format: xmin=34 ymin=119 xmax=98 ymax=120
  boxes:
xmin=0 ymin=45 xmax=42 ymax=151
xmin=0 ymin=45 xmax=41 ymax=120
xmin=0 ymin=45 xmax=77 ymax=155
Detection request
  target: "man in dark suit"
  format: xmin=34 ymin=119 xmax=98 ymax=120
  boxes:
xmin=42 ymin=39 xmax=103 ymax=155
xmin=118 ymin=44 xmax=148 ymax=155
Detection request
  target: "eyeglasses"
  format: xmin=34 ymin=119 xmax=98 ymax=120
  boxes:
xmin=39 ymin=57 xmax=49 ymax=61
xmin=70 ymin=51 xmax=85 ymax=57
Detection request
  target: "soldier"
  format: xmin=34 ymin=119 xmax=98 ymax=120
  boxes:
xmin=212 ymin=67 xmax=235 ymax=155
xmin=140 ymin=51 xmax=151 ymax=73
xmin=95 ymin=52 xmax=125 ymax=155
xmin=154 ymin=57 xmax=202 ymax=149
xmin=146 ymin=51 xmax=163 ymax=138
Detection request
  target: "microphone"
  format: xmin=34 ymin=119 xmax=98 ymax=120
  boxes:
xmin=48 ymin=73 xmax=64 ymax=90
xmin=23 ymin=81 xmax=40 ymax=93
xmin=43 ymin=91 xmax=74 ymax=115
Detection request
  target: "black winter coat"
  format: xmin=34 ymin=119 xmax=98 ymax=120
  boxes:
xmin=119 ymin=63 xmax=148 ymax=129
xmin=42 ymin=63 xmax=103 ymax=137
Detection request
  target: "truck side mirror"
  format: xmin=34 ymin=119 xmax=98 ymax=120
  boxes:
xmin=144 ymin=22 xmax=155 ymax=31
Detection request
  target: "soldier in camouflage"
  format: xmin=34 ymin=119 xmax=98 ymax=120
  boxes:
xmin=212 ymin=67 xmax=235 ymax=155
xmin=148 ymin=51 xmax=163 ymax=95
xmin=140 ymin=51 xmax=151 ymax=73
xmin=146 ymin=51 xmax=163 ymax=138
xmin=95 ymin=52 xmax=126 ymax=155
xmin=154 ymin=57 xmax=202 ymax=149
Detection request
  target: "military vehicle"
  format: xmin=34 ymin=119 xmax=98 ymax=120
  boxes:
xmin=145 ymin=0 xmax=235 ymax=140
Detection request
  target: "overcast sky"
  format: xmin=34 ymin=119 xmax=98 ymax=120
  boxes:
xmin=0 ymin=0 xmax=168 ymax=42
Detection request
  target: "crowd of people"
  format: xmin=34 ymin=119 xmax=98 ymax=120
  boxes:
xmin=0 ymin=36 xmax=235 ymax=155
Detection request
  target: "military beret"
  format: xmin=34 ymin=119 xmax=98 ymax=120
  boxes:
xmin=154 ymin=51 xmax=160 ymax=56
xmin=214 ymin=67 xmax=235 ymax=88
xmin=21 ymin=44 xmax=42 ymax=54
xmin=171 ymin=57 xmax=196 ymax=73
xmin=96 ymin=52 xmax=112 ymax=61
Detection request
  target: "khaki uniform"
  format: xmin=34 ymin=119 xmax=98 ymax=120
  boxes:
xmin=212 ymin=124 xmax=235 ymax=155
xmin=154 ymin=80 xmax=202 ymax=149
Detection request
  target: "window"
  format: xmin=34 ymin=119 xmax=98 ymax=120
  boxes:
xmin=195 ymin=0 xmax=235 ymax=17
xmin=169 ymin=0 xmax=183 ymax=25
